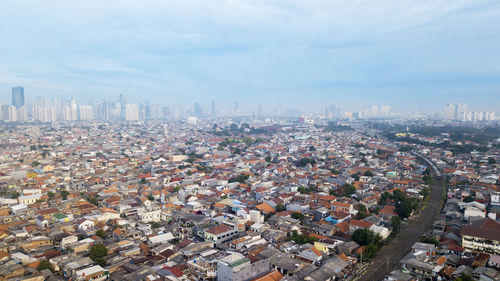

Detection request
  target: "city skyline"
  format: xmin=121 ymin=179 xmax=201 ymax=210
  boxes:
xmin=1 ymin=87 xmax=499 ymax=118
xmin=1 ymin=89 xmax=497 ymax=122
xmin=1 ymin=1 xmax=500 ymax=112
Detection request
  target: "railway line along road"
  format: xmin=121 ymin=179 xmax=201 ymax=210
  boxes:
xmin=355 ymin=152 xmax=445 ymax=281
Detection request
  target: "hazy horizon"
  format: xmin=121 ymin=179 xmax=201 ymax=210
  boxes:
xmin=1 ymin=1 xmax=500 ymax=113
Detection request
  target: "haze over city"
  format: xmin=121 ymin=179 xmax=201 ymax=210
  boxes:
xmin=2 ymin=1 xmax=500 ymax=281
xmin=1 ymin=0 xmax=500 ymax=113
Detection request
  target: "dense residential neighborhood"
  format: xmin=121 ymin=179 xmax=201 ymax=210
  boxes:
xmin=0 ymin=120 xmax=499 ymax=281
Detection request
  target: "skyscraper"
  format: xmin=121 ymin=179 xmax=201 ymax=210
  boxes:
xmin=194 ymin=102 xmax=203 ymax=117
xmin=211 ymin=100 xmax=216 ymax=116
xmin=380 ymin=105 xmax=391 ymax=116
xmin=12 ymin=87 xmax=24 ymax=108
xmin=234 ymin=102 xmax=239 ymax=115
xmin=125 ymin=104 xmax=139 ymax=121
xmin=456 ymin=103 xmax=467 ymax=120
xmin=120 ymin=94 xmax=127 ymax=120
xmin=443 ymin=103 xmax=468 ymax=120
xmin=329 ymin=104 xmax=336 ymax=118
xmin=443 ymin=104 xmax=455 ymax=119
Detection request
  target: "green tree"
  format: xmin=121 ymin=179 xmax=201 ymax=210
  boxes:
xmin=488 ymin=157 xmax=496 ymax=165
xmin=423 ymin=175 xmax=432 ymax=185
xmin=276 ymin=204 xmax=286 ymax=212
xmin=96 ymin=229 xmax=106 ymax=239
xmin=149 ymin=222 xmax=160 ymax=229
xmin=228 ymin=173 xmax=250 ymax=183
xmin=243 ymin=137 xmax=254 ymax=146
xmin=286 ymin=230 xmax=317 ymax=245
xmin=47 ymin=191 xmax=55 ymax=200
xmin=61 ymin=190 xmax=69 ymax=200
xmin=363 ymin=170 xmax=374 ymax=177
xmin=32 ymin=161 xmax=40 ymax=167
xmin=355 ymin=204 xmax=369 ymax=219
xmin=378 ymin=192 xmax=392 ymax=205
xmin=352 ymin=229 xmax=382 ymax=246
xmin=298 ymin=186 xmax=315 ymax=194
xmin=358 ymin=204 xmax=367 ymax=213
xmin=420 ymin=236 xmax=439 ymax=246
xmin=395 ymin=199 xmax=413 ymax=219
xmin=37 ymin=260 xmax=53 ymax=272
xmin=89 ymin=196 xmax=99 ymax=206
xmin=298 ymin=157 xmax=316 ymax=167
xmin=331 ymin=183 xmax=356 ymax=197
xmin=423 ymin=167 xmax=432 ymax=176
xmin=420 ymin=188 xmax=430 ymax=199
xmin=463 ymin=196 xmax=474 ymax=203
xmin=89 ymin=244 xmax=108 ymax=266
xmin=392 ymin=190 xmax=406 ymax=203
xmin=455 ymin=273 xmax=474 ymax=281
xmin=390 ymin=216 xmax=401 ymax=236
xmin=291 ymin=212 xmax=304 ymax=220
xmin=355 ymin=212 xmax=369 ymax=220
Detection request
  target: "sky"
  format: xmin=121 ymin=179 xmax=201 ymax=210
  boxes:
xmin=0 ymin=0 xmax=500 ymax=114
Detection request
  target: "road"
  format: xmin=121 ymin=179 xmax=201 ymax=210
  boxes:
xmin=355 ymin=153 xmax=445 ymax=281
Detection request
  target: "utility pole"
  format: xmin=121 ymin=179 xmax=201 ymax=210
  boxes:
xmin=386 ymin=256 xmax=389 ymax=273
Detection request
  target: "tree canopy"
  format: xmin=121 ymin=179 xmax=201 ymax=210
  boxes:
xmin=352 ymin=229 xmax=382 ymax=246
xmin=89 ymin=244 xmax=108 ymax=266
xmin=37 ymin=260 xmax=53 ymax=272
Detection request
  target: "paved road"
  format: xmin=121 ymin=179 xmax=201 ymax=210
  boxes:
xmin=356 ymin=155 xmax=445 ymax=281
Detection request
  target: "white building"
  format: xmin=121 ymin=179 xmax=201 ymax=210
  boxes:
xmin=125 ymin=104 xmax=139 ymax=121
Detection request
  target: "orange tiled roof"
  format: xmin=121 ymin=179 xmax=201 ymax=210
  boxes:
xmin=256 ymin=202 xmax=275 ymax=214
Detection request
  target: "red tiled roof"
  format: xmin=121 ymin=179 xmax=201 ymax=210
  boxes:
xmin=205 ymin=224 xmax=233 ymax=235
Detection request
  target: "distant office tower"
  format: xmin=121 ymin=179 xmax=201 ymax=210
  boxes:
xmin=70 ymin=98 xmax=78 ymax=121
xmin=456 ymin=103 xmax=467 ymax=120
xmin=258 ymin=105 xmax=263 ymax=115
xmin=234 ymin=101 xmax=239 ymax=115
xmin=162 ymin=106 xmax=171 ymax=119
xmin=485 ymin=112 xmax=496 ymax=121
xmin=149 ymin=105 xmax=161 ymax=119
xmin=125 ymin=104 xmax=139 ymax=121
xmin=139 ymin=103 xmax=146 ymax=120
xmin=443 ymin=104 xmax=455 ymax=119
xmin=380 ymin=105 xmax=391 ymax=116
xmin=79 ymin=105 xmax=94 ymax=120
xmin=371 ymin=105 xmax=379 ymax=117
xmin=443 ymin=103 xmax=468 ymax=120
xmin=12 ymin=87 xmax=25 ymax=108
xmin=329 ymin=104 xmax=336 ymax=118
xmin=194 ymin=102 xmax=203 ymax=117
xmin=211 ymin=101 xmax=216 ymax=116
xmin=120 ymin=94 xmax=127 ymax=119
xmin=96 ymin=100 xmax=111 ymax=120
xmin=144 ymin=101 xmax=151 ymax=119
xmin=1 ymin=105 xmax=9 ymax=120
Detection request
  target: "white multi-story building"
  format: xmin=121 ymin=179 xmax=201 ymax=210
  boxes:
xmin=78 ymin=105 xmax=94 ymax=120
xmin=461 ymin=218 xmax=500 ymax=255
xmin=125 ymin=104 xmax=139 ymax=121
